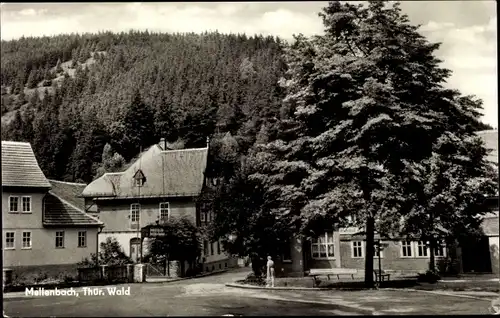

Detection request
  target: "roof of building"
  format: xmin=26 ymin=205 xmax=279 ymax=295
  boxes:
xmin=481 ymin=211 xmax=499 ymax=237
xmin=48 ymin=180 xmax=87 ymax=211
xmin=477 ymin=130 xmax=498 ymax=164
xmin=44 ymin=191 xmax=103 ymax=227
xmin=1 ymin=141 xmax=51 ymax=188
xmin=82 ymin=144 xmax=208 ymax=199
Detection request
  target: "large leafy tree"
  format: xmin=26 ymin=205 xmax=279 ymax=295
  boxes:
xmin=396 ymin=97 xmax=498 ymax=273
xmin=145 ymin=216 xmax=202 ymax=276
xmin=200 ymin=132 xmax=294 ymax=276
xmin=250 ymin=1 xmax=479 ymax=287
xmin=78 ymin=237 xmax=132 ymax=267
xmin=203 ymin=159 xmax=294 ymax=277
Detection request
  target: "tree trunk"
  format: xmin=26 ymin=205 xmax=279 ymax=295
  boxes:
xmin=167 ymin=257 xmax=170 ymax=277
xmin=428 ymin=208 xmax=436 ymax=273
xmin=180 ymin=259 xmax=185 ymax=277
xmin=251 ymin=257 xmax=263 ymax=277
xmin=364 ymin=216 xmax=375 ymax=288
xmin=429 ymin=238 xmax=436 ymax=272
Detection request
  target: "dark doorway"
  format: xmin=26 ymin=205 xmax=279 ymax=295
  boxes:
xmin=461 ymin=236 xmax=492 ymax=273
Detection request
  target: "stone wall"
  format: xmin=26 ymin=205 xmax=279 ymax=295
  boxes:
xmin=167 ymin=261 xmax=182 ymax=278
xmin=489 ymin=236 xmax=499 ymax=274
xmin=7 ymin=263 xmax=79 ymax=284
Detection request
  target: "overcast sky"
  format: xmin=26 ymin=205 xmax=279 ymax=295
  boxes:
xmin=0 ymin=1 xmax=497 ymax=127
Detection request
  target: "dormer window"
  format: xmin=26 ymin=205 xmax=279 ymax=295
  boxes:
xmin=133 ymin=169 xmax=146 ymax=187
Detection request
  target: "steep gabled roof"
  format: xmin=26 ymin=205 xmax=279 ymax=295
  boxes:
xmin=49 ymin=180 xmax=87 ymax=211
xmin=82 ymin=144 xmax=208 ymax=199
xmin=44 ymin=191 xmax=103 ymax=227
xmin=1 ymin=141 xmax=51 ymax=188
xmin=481 ymin=212 xmax=499 ymax=236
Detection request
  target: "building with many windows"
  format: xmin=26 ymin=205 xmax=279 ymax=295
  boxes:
xmin=2 ymin=141 xmax=102 ymax=279
xmin=81 ymin=138 xmax=237 ymax=273
xmin=279 ymin=130 xmax=499 ymax=277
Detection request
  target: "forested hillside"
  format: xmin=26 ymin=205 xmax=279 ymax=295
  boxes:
xmin=1 ymin=31 xmax=287 ymax=183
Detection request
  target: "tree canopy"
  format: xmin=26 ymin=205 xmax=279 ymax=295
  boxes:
xmin=144 ymin=216 xmax=201 ymax=276
xmin=206 ymin=1 xmax=497 ymax=286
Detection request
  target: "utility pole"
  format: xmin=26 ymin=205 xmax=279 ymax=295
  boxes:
xmin=136 ymin=146 xmax=142 ymax=264
xmin=377 ymin=240 xmax=382 ymax=287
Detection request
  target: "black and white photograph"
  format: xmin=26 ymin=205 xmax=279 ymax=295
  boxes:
xmin=1 ymin=1 xmax=498 ymax=316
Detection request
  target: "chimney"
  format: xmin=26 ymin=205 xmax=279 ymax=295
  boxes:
xmin=160 ymin=137 xmax=167 ymax=150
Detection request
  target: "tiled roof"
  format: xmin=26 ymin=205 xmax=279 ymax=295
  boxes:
xmin=481 ymin=212 xmax=499 ymax=236
xmin=477 ymin=130 xmax=498 ymax=164
xmin=44 ymin=191 xmax=103 ymax=227
xmin=1 ymin=141 xmax=51 ymax=188
xmin=82 ymin=144 xmax=208 ymax=199
xmin=48 ymin=180 xmax=87 ymax=211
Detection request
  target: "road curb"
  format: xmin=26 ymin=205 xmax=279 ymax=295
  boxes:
xmin=146 ymin=269 xmax=230 ymax=284
xmin=385 ymin=288 xmax=496 ymax=301
xmin=437 ymin=278 xmax=499 ymax=283
xmin=225 ymin=282 xmax=333 ymax=291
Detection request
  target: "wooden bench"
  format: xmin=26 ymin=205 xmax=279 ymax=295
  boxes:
xmin=308 ymin=268 xmax=358 ymax=286
xmin=373 ymin=269 xmax=391 ymax=282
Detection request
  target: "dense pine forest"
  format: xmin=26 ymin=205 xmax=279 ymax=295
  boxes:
xmin=1 ymin=31 xmax=288 ymax=183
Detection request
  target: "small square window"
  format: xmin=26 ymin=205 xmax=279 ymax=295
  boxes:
xmin=22 ymin=232 xmax=32 ymax=249
xmin=311 ymin=232 xmax=335 ymax=259
xmin=9 ymin=196 xmax=19 ymax=213
xmin=130 ymin=203 xmax=140 ymax=223
xmin=401 ymin=241 xmax=413 ymax=257
xmin=417 ymin=241 xmax=428 ymax=257
xmin=352 ymin=241 xmax=363 ymax=258
xmin=134 ymin=170 xmax=145 ymax=187
xmin=78 ymin=231 xmax=87 ymax=247
xmin=56 ymin=231 xmax=65 ymax=248
xmin=22 ymin=196 xmax=31 ymax=213
xmin=5 ymin=232 xmax=15 ymax=249
xmin=159 ymin=202 xmax=169 ymax=220
xmin=435 ymin=241 xmax=446 ymax=257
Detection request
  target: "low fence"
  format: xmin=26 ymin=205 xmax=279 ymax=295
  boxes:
xmin=145 ymin=263 xmax=166 ymax=277
xmin=78 ymin=265 xmax=133 ymax=283
xmin=77 ymin=267 xmax=102 ymax=282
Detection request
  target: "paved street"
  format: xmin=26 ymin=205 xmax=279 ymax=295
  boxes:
xmin=4 ymin=268 xmax=496 ymax=316
xmin=3 ymin=269 xmax=363 ymax=317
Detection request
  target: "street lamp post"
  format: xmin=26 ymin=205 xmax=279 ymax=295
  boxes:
xmin=374 ymin=240 xmax=389 ymax=288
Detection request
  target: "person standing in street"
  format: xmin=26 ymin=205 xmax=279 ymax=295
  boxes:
xmin=266 ymin=256 xmax=275 ymax=287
